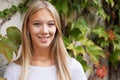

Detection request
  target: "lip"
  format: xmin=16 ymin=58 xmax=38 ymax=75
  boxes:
xmin=38 ymin=36 xmax=50 ymax=38
xmin=38 ymin=36 xmax=50 ymax=43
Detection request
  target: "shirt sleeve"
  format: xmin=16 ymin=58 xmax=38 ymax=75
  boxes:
xmin=69 ymin=58 xmax=88 ymax=80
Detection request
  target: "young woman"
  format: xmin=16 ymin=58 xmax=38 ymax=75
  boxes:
xmin=4 ymin=1 xmax=87 ymax=80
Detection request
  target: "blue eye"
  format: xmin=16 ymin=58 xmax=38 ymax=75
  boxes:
xmin=48 ymin=23 xmax=55 ymax=27
xmin=33 ymin=23 xmax=41 ymax=27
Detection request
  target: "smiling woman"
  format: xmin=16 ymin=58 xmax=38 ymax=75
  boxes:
xmin=4 ymin=1 xmax=87 ymax=80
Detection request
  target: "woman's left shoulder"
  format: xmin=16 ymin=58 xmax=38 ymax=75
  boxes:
xmin=67 ymin=57 xmax=88 ymax=80
xmin=67 ymin=57 xmax=83 ymax=69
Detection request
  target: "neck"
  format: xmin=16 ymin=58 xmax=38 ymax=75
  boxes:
xmin=31 ymin=47 xmax=54 ymax=66
xmin=32 ymin=48 xmax=50 ymax=60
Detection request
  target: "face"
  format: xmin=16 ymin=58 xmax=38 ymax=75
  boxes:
xmin=28 ymin=9 xmax=56 ymax=49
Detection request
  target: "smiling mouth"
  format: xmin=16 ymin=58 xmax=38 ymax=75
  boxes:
xmin=38 ymin=36 xmax=50 ymax=38
xmin=38 ymin=36 xmax=50 ymax=42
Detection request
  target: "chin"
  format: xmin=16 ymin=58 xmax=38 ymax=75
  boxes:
xmin=39 ymin=44 xmax=50 ymax=48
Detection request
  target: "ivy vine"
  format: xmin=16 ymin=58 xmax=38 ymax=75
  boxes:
xmin=0 ymin=3 xmax=28 ymax=19
xmin=0 ymin=0 xmax=29 ymax=27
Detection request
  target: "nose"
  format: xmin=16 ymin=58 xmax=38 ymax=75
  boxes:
xmin=41 ymin=24 xmax=48 ymax=34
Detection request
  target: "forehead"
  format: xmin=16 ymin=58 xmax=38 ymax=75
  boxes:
xmin=29 ymin=9 xmax=54 ymax=21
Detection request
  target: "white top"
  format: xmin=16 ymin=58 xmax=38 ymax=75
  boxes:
xmin=4 ymin=58 xmax=87 ymax=80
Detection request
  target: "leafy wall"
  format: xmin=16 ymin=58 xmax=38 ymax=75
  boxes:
xmin=0 ymin=0 xmax=120 ymax=80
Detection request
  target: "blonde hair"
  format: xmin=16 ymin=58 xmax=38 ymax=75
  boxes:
xmin=17 ymin=1 xmax=71 ymax=80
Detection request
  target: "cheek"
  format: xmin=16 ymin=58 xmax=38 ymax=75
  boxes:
xmin=29 ymin=26 xmax=40 ymax=35
xmin=30 ymin=29 xmax=39 ymax=35
xmin=28 ymin=23 xmax=38 ymax=34
xmin=51 ymin=28 xmax=57 ymax=37
xmin=53 ymin=27 xmax=57 ymax=34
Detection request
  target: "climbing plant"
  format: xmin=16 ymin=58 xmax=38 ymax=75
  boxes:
xmin=0 ymin=0 xmax=120 ymax=80
xmin=0 ymin=26 xmax=21 ymax=62
xmin=49 ymin=0 xmax=106 ymax=71
xmin=49 ymin=0 xmax=120 ymax=79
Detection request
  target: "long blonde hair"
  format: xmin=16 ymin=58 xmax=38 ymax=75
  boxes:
xmin=17 ymin=1 xmax=71 ymax=80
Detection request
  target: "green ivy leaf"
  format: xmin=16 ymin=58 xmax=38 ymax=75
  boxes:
xmin=48 ymin=0 xmax=52 ymax=1
xmin=93 ymin=0 xmax=102 ymax=7
xmin=106 ymin=0 xmax=114 ymax=7
xmin=79 ymin=38 xmax=94 ymax=46
xmin=18 ymin=3 xmax=24 ymax=9
xmin=69 ymin=28 xmax=82 ymax=40
xmin=92 ymin=27 xmax=108 ymax=41
xmin=76 ymin=55 xmax=92 ymax=72
xmin=109 ymin=50 xmax=120 ymax=66
xmin=61 ymin=0 xmax=68 ymax=15
xmin=86 ymin=45 xmax=105 ymax=63
xmin=115 ymin=32 xmax=120 ymax=41
xmin=0 ymin=11 xmax=6 ymax=18
xmin=110 ymin=0 xmax=114 ymax=7
xmin=0 ymin=27 xmax=21 ymax=62
xmin=112 ymin=40 xmax=120 ymax=51
xmin=21 ymin=7 xmax=28 ymax=13
xmin=113 ymin=25 xmax=120 ymax=33
xmin=0 ymin=34 xmax=2 ymax=38
xmin=10 ymin=5 xmax=18 ymax=12
xmin=6 ymin=26 xmax=22 ymax=49
xmin=1 ymin=37 xmax=18 ymax=52
xmin=63 ymin=36 xmax=71 ymax=46
xmin=51 ymin=0 xmax=68 ymax=15
xmin=66 ymin=43 xmax=77 ymax=56
xmin=97 ymin=8 xmax=109 ymax=20
xmin=75 ymin=46 xmax=85 ymax=55
xmin=98 ymin=39 xmax=109 ymax=48
xmin=72 ymin=18 xmax=90 ymax=37
xmin=0 ymin=39 xmax=13 ymax=62
xmin=3 ymin=9 xmax=10 ymax=15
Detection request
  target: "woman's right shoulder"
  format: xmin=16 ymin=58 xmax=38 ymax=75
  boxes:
xmin=5 ymin=62 xmax=21 ymax=74
xmin=4 ymin=62 xmax=21 ymax=80
xmin=5 ymin=62 xmax=21 ymax=73
xmin=7 ymin=62 xmax=21 ymax=68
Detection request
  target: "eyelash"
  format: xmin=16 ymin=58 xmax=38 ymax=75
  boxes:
xmin=48 ymin=23 xmax=55 ymax=27
xmin=33 ymin=23 xmax=55 ymax=27
xmin=33 ymin=23 xmax=41 ymax=27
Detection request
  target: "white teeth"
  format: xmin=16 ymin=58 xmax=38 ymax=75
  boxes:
xmin=40 ymin=37 xmax=49 ymax=38
xmin=38 ymin=36 xmax=49 ymax=38
xmin=38 ymin=36 xmax=49 ymax=41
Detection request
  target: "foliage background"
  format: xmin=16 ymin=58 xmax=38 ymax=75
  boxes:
xmin=0 ymin=0 xmax=120 ymax=80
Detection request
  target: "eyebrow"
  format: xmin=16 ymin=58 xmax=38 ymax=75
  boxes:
xmin=48 ymin=20 xmax=55 ymax=23
xmin=32 ymin=20 xmax=55 ymax=23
